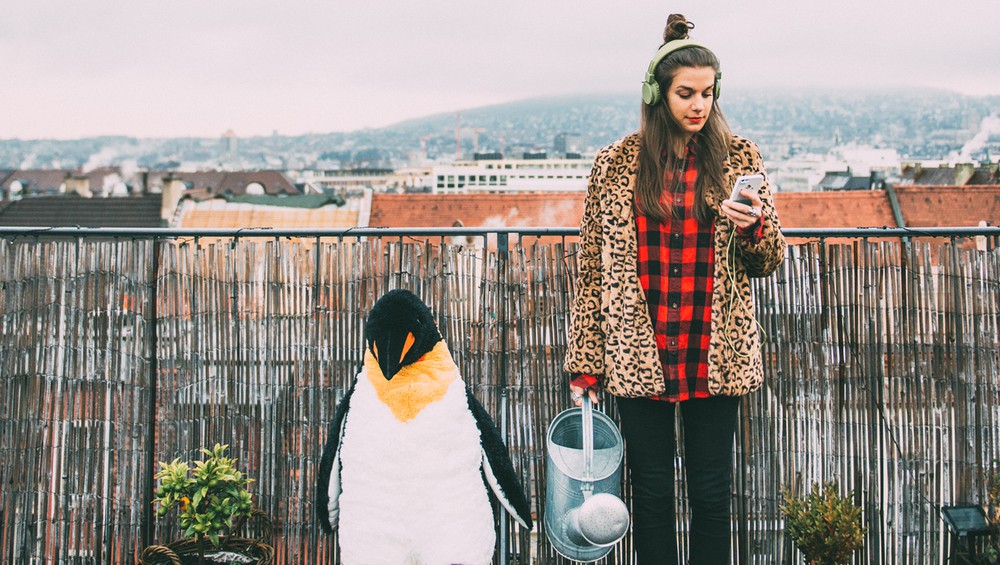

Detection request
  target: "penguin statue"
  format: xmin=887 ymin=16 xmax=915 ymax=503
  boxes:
xmin=316 ymin=289 xmax=533 ymax=564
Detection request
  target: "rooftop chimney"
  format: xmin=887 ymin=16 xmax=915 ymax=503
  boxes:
xmin=65 ymin=175 xmax=92 ymax=198
xmin=161 ymin=176 xmax=186 ymax=223
xmin=869 ymin=170 xmax=885 ymax=190
xmin=955 ymin=163 xmax=975 ymax=186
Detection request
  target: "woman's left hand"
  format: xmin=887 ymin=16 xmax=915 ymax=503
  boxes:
xmin=721 ymin=189 xmax=764 ymax=229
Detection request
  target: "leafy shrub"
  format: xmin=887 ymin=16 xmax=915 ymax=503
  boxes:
xmin=153 ymin=443 xmax=255 ymax=547
xmin=780 ymin=481 xmax=865 ymax=565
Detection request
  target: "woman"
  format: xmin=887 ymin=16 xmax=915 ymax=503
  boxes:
xmin=563 ymin=14 xmax=786 ymax=565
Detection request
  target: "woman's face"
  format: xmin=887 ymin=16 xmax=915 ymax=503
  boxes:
xmin=665 ymin=66 xmax=717 ymax=137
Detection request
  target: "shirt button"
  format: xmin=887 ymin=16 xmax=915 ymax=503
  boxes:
xmin=669 ymin=340 xmax=677 ymax=347
xmin=672 ymin=267 xmax=680 ymax=274
xmin=675 ymin=198 xmax=682 ymax=204
xmin=671 ymin=302 xmax=678 ymax=308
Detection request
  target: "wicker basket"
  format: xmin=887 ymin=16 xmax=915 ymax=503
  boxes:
xmin=139 ymin=508 xmax=275 ymax=565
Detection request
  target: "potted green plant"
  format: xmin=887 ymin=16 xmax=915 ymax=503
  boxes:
xmin=139 ymin=444 xmax=273 ymax=565
xmin=780 ymin=481 xmax=865 ymax=565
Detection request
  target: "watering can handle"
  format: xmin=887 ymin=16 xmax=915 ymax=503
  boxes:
xmin=582 ymin=393 xmax=594 ymax=483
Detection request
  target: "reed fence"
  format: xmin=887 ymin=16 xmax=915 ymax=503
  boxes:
xmin=0 ymin=227 xmax=998 ymax=564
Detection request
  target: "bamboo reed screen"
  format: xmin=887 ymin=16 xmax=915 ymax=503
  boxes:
xmin=0 ymin=234 xmax=998 ymax=564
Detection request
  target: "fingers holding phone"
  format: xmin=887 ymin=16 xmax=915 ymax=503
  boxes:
xmin=722 ymin=174 xmax=764 ymax=228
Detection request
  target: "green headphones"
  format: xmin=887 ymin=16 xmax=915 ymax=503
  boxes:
xmin=641 ymin=39 xmax=722 ymax=106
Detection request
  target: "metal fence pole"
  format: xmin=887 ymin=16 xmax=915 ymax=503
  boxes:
xmin=142 ymin=237 xmax=161 ymax=551
xmin=497 ymin=231 xmax=510 ymax=565
xmin=736 ymin=396 xmax=749 ymax=565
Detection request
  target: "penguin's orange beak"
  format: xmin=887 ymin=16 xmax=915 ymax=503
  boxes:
xmin=400 ymin=332 xmax=415 ymax=363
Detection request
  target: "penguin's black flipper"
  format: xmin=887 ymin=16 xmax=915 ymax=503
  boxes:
xmin=317 ymin=379 xmax=356 ymax=533
xmin=466 ymin=388 xmax=534 ymax=530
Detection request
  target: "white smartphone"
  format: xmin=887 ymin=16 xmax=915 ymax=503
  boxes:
xmin=729 ymin=174 xmax=764 ymax=205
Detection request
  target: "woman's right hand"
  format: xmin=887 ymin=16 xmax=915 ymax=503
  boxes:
xmin=570 ymin=383 xmax=600 ymax=407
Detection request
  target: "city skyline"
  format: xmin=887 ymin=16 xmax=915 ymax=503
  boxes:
xmin=3 ymin=0 xmax=999 ymax=140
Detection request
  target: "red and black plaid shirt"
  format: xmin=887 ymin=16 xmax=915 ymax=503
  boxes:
xmin=636 ymin=142 xmax=713 ymax=401
xmin=572 ymin=139 xmax=763 ymax=402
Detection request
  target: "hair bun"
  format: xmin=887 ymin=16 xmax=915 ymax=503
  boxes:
xmin=663 ymin=14 xmax=694 ymax=43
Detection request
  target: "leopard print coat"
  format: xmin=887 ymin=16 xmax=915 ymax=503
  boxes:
xmin=564 ymin=133 xmax=786 ymax=398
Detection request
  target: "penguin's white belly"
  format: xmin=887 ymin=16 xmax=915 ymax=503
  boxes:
xmin=338 ymin=377 xmax=496 ymax=565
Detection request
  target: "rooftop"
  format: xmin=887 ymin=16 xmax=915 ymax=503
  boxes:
xmin=179 ymin=194 xmax=363 ymax=229
xmin=0 ymin=193 xmax=164 ymax=227
xmin=369 ymin=192 xmax=585 ymax=229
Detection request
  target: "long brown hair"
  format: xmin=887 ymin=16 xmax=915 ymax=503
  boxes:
xmin=635 ymin=14 xmax=732 ymax=224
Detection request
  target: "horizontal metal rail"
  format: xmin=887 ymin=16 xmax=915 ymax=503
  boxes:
xmin=0 ymin=226 xmax=998 ymax=238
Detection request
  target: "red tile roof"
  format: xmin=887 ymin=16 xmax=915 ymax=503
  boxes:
xmin=369 ymin=192 xmax=587 ymax=247
xmin=370 ymin=187 xmax=1000 ymax=249
xmin=775 ymin=191 xmax=896 ymax=230
xmin=776 ymin=186 xmax=999 ymax=230
xmin=893 ymin=185 xmax=1000 ymax=228
xmin=775 ymin=186 xmax=999 ymax=249
xmin=370 ymin=187 xmax=999 ymax=232
xmin=370 ymin=193 xmax=586 ymax=229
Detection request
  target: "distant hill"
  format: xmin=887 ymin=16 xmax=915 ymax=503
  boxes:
xmin=282 ymin=87 xmax=1000 ymax=164
xmin=2 ymin=88 xmax=997 ymax=169
xmin=381 ymin=92 xmax=638 ymax=153
xmin=373 ymin=88 xmax=999 ymax=159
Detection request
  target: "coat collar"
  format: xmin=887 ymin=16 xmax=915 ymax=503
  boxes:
xmin=617 ymin=132 xmax=736 ymax=216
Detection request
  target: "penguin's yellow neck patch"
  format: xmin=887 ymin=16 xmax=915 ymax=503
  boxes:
xmin=365 ymin=340 xmax=458 ymax=423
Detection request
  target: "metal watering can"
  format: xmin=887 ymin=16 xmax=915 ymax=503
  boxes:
xmin=544 ymin=395 xmax=629 ymax=561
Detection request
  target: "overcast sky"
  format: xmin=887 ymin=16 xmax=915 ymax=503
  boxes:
xmin=2 ymin=0 xmax=998 ymax=140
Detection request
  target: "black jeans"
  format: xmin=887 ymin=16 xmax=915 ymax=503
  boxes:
xmin=615 ymin=394 xmax=741 ymax=565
